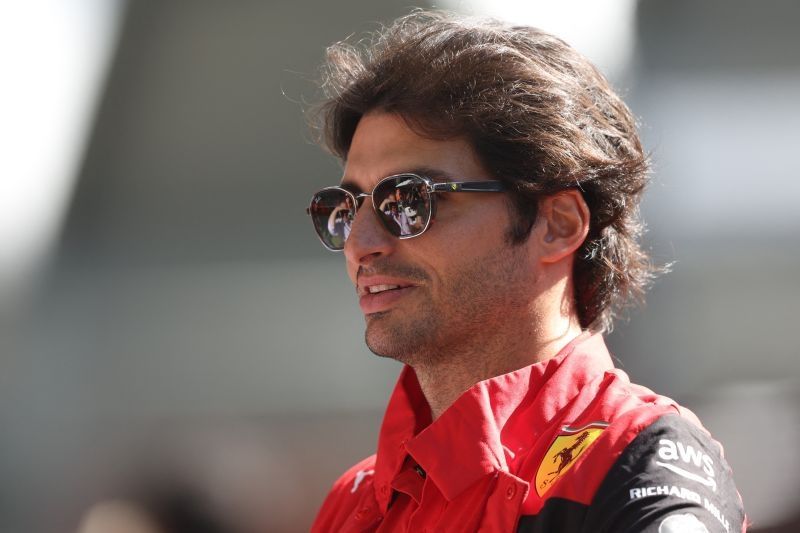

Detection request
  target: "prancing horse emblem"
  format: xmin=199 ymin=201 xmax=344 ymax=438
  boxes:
xmin=535 ymin=421 xmax=609 ymax=497
xmin=549 ymin=430 xmax=593 ymax=476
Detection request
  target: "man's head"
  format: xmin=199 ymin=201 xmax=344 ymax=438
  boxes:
xmin=310 ymin=10 xmax=659 ymax=346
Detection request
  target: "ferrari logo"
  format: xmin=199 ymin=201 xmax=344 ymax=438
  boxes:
xmin=535 ymin=421 xmax=609 ymax=496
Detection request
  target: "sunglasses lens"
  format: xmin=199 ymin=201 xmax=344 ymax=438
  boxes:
xmin=309 ymin=189 xmax=355 ymax=250
xmin=373 ymin=175 xmax=432 ymax=238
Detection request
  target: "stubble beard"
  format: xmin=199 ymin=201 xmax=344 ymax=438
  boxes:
xmin=364 ymin=242 xmax=531 ymax=368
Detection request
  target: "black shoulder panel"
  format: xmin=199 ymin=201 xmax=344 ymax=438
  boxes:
xmin=516 ymin=498 xmax=588 ymax=532
xmin=517 ymin=414 xmax=745 ymax=533
xmin=587 ymin=413 xmax=744 ymax=532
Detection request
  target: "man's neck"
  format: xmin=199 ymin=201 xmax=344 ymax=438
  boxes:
xmin=413 ymin=318 xmax=584 ymax=421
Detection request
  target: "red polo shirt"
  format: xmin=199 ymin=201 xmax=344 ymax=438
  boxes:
xmin=312 ymin=333 xmax=745 ymax=532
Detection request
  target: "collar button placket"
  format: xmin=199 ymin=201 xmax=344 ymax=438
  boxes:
xmin=478 ymin=471 xmax=529 ymax=532
xmin=353 ymin=503 xmax=378 ymax=524
xmin=505 ymin=482 xmax=517 ymax=500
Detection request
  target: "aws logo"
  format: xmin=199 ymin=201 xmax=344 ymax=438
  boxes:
xmin=655 ymin=438 xmax=716 ymax=492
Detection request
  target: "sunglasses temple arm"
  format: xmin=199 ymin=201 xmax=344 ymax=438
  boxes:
xmin=432 ymin=181 xmax=506 ymax=193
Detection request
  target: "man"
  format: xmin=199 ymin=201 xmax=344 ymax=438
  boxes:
xmin=305 ymin=11 xmax=745 ymax=532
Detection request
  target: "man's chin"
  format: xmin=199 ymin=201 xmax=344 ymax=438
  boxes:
xmin=364 ymin=320 xmax=393 ymax=357
xmin=364 ymin=315 xmax=412 ymax=362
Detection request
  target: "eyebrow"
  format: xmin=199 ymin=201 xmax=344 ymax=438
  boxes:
xmin=340 ymin=166 xmax=457 ymax=193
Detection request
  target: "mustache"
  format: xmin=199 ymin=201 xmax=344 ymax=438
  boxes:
xmin=357 ymin=261 xmax=429 ymax=283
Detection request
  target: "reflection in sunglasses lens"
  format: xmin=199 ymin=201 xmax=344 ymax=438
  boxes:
xmin=310 ymin=175 xmax=434 ymax=250
xmin=374 ymin=176 xmax=431 ymax=238
xmin=311 ymin=189 xmax=354 ymax=250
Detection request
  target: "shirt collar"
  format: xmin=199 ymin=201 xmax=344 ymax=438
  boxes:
xmin=372 ymin=332 xmax=614 ymax=507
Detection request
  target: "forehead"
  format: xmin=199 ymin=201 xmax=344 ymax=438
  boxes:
xmin=341 ymin=112 xmax=486 ymax=189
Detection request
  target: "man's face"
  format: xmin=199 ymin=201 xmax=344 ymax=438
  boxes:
xmin=341 ymin=112 xmax=538 ymax=366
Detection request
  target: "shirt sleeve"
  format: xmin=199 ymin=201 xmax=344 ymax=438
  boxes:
xmin=586 ymin=413 xmax=746 ymax=533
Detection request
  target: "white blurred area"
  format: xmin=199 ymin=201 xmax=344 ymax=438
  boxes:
xmin=0 ymin=0 xmax=125 ymax=305
xmin=447 ymin=0 xmax=638 ymax=80
xmin=2 ymin=1 xmax=798 ymax=532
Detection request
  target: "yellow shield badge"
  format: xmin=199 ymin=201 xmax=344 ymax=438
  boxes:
xmin=535 ymin=421 xmax=609 ymax=497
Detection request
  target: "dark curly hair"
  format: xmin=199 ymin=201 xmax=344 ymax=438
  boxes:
xmin=310 ymin=10 xmax=663 ymax=332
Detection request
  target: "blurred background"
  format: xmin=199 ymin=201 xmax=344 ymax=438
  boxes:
xmin=2 ymin=0 xmax=798 ymax=531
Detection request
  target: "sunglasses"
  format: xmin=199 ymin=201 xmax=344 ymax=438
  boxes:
xmin=306 ymin=173 xmax=506 ymax=251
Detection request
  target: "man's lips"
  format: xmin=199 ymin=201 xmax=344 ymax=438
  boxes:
xmin=357 ymin=276 xmax=417 ymax=314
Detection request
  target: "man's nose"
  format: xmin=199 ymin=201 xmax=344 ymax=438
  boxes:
xmin=343 ymin=203 xmax=394 ymax=265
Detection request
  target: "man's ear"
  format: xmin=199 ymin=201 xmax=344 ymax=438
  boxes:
xmin=533 ymin=190 xmax=590 ymax=264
